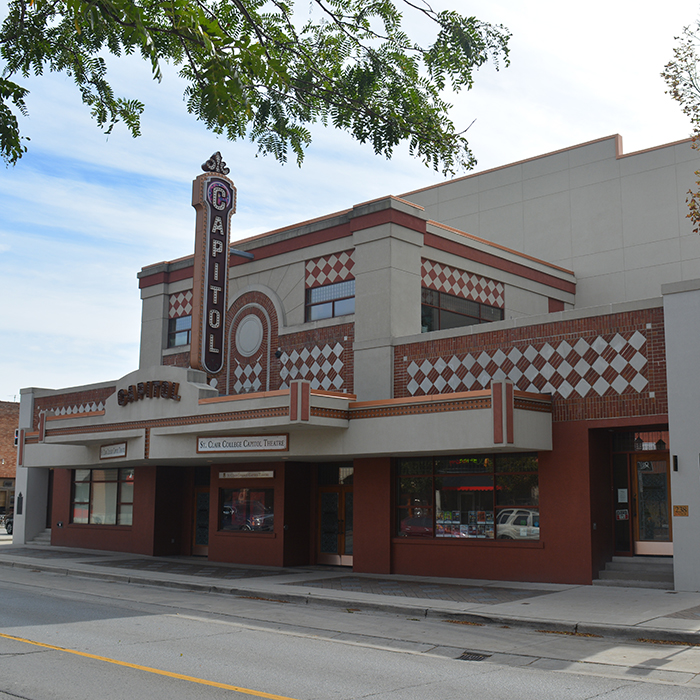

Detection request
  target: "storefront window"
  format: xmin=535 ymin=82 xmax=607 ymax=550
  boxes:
xmin=396 ymin=454 xmax=539 ymax=540
xmin=71 ymin=468 xmax=134 ymax=525
xmin=220 ymin=488 xmax=274 ymax=532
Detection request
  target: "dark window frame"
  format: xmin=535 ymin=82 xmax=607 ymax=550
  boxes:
xmin=70 ymin=468 xmax=134 ymax=526
xmin=167 ymin=315 xmax=192 ymax=348
xmin=396 ymin=454 xmax=538 ymax=540
xmin=219 ymin=487 xmax=275 ymax=533
xmin=421 ymin=288 xmax=503 ymax=332
xmin=305 ymin=280 xmax=355 ymax=322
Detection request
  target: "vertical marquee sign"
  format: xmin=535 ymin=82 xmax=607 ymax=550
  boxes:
xmin=190 ymin=152 xmax=237 ymax=375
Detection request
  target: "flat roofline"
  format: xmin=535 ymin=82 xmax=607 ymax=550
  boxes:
xmin=429 ymin=221 xmax=574 ymax=277
xmin=399 ymin=134 xmax=694 ymax=199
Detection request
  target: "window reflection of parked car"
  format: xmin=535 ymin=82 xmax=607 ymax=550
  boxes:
xmin=496 ymin=508 xmax=539 ymax=540
xmin=222 ymin=502 xmax=273 ymax=531
xmin=246 ymin=506 xmax=274 ymax=531
xmin=399 ymin=516 xmax=433 ymax=537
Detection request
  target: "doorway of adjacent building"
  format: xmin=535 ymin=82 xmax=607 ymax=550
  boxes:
xmin=632 ymin=454 xmax=672 ymax=555
xmin=317 ymin=463 xmax=353 ymax=566
xmin=612 ymin=431 xmax=671 ymax=557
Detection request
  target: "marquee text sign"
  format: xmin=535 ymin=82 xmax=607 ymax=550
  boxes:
xmin=219 ymin=471 xmax=274 ymax=479
xmin=117 ymin=380 xmax=181 ymax=406
xmin=197 ymin=435 xmax=288 ymax=453
xmin=191 ymin=156 xmax=237 ymax=375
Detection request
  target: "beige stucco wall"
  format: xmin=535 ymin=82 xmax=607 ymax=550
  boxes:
xmin=403 ymin=136 xmax=700 ymax=309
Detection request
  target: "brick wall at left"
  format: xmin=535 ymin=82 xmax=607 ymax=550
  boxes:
xmin=0 ymin=401 xmax=19 ymax=479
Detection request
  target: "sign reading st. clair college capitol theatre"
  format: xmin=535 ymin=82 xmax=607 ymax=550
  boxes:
xmin=197 ymin=435 xmax=289 ymax=453
xmin=190 ymin=153 xmax=237 ymax=375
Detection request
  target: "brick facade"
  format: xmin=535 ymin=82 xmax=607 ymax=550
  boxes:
xmin=278 ymin=323 xmax=354 ymax=394
xmin=0 ymin=401 xmax=18 ymax=479
xmin=33 ymin=387 xmax=116 ymax=431
xmin=395 ymin=307 xmax=666 ymax=423
xmin=163 ymin=352 xmax=190 ymax=368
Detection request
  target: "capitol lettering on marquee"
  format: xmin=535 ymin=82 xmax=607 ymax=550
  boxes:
xmin=117 ymin=380 xmax=181 ymax=406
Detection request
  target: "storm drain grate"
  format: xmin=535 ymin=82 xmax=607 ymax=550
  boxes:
xmin=458 ymin=651 xmax=491 ymax=661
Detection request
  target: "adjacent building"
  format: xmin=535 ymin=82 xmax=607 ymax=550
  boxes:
xmin=14 ymin=135 xmax=700 ymax=589
xmin=0 ymin=401 xmax=18 ymax=517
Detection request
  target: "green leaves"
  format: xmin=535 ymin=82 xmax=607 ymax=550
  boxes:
xmin=663 ymin=22 xmax=700 ymax=234
xmin=0 ymin=0 xmax=510 ymax=172
xmin=0 ymin=77 xmax=29 ymax=165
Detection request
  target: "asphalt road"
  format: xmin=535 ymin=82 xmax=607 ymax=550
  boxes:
xmin=0 ymin=565 xmax=699 ymax=699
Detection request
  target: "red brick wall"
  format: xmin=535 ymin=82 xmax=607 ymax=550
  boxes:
xmin=163 ymin=352 xmax=190 ymax=368
xmin=0 ymin=402 xmax=19 ymax=479
xmin=33 ymin=387 xmax=116 ymax=430
xmin=52 ymin=466 xmax=158 ymax=554
xmin=395 ymin=307 xmax=665 ymax=423
xmin=216 ymin=289 xmax=354 ymax=395
xmin=278 ymin=323 xmax=354 ymax=394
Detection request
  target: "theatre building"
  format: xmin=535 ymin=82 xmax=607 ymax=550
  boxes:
xmin=15 ymin=136 xmax=700 ymax=590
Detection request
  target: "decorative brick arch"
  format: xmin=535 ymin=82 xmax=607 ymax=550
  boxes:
xmin=221 ymin=291 xmax=281 ymax=395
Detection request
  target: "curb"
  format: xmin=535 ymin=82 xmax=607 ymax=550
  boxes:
xmin=2 ymin=556 xmax=700 ymax=646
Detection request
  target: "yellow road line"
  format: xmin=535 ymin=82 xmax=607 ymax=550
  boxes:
xmin=0 ymin=632 xmax=298 ymax=699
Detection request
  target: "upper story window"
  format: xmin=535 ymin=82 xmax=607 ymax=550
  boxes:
xmin=168 ymin=315 xmax=192 ymax=347
xmin=421 ymin=288 xmax=503 ymax=332
xmin=305 ymin=280 xmax=355 ymax=322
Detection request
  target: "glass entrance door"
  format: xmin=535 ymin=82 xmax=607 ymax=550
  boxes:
xmin=317 ymin=463 xmax=353 ymax=566
xmin=632 ymin=454 xmax=672 ymax=555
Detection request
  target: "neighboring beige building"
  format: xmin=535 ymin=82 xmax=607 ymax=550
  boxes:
xmin=404 ymin=134 xmax=699 ymax=310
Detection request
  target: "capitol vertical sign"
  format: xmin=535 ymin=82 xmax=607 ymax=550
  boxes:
xmin=190 ymin=153 xmax=237 ymax=375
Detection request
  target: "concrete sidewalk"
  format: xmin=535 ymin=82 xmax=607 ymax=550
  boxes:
xmin=2 ymin=542 xmax=700 ymax=644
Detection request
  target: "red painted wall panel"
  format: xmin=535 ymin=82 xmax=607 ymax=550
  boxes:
xmin=388 ymin=421 xmax=594 ymax=585
xmin=353 ymin=457 xmax=392 ymax=574
xmin=207 ymin=463 xmax=286 ymax=567
xmin=51 ymin=466 xmax=157 ymax=555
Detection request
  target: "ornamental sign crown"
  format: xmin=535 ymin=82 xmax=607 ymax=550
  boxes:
xmin=190 ymin=153 xmax=237 ymax=376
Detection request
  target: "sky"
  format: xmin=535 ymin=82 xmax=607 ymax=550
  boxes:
xmin=1 ymin=0 xmax=699 ymax=402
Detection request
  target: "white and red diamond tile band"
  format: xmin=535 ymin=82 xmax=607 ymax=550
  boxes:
xmin=50 ymin=402 xmax=106 ymax=415
xmin=232 ymin=361 xmax=264 ymax=394
xmin=405 ymin=331 xmax=648 ymax=399
xmin=305 ymin=251 xmax=355 ymax=289
xmin=422 ymin=259 xmax=505 ymax=309
xmin=279 ymin=344 xmax=345 ymax=391
xmin=169 ymin=291 xmax=193 ymax=318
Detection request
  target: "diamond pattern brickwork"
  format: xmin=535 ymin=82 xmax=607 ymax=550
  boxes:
xmin=306 ymin=250 xmax=355 ymax=289
xmin=395 ymin=307 xmax=667 ymax=423
xmin=280 ymin=343 xmax=345 ymax=391
xmin=231 ymin=361 xmax=264 ymax=394
xmin=169 ymin=291 xmax=193 ymax=318
xmin=33 ymin=387 xmax=116 ymax=430
xmin=422 ymin=259 xmax=505 ymax=309
xmin=404 ymin=331 xmax=648 ymax=399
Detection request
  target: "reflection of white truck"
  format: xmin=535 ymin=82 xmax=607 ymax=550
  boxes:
xmin=496 ymin=509 xmax=539 ymax=540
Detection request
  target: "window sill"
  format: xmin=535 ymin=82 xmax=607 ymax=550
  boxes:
xmin=66 ymin=524 xmax=133 ymax=529
xmin=216 ymin=530 xmax=277 ymax=538
xmin=163 ymin=345 xmax=190 ymax=355
xmin=392 ymin=537 xmax=544 ymax=549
